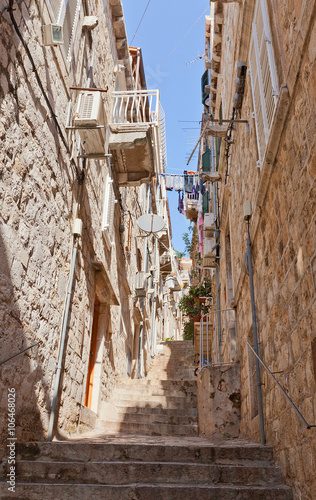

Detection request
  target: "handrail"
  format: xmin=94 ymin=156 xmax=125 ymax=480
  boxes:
xmin=0 ymin=341 xmax=42 ymax=367
xmin=247 ymin=341 xmax=316 ymax=430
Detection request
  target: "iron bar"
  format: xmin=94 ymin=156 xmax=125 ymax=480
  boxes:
xmin=69 ymin=86 xmax=108 ymax=92
xmin=0 ymin=341 xmax=42 ymax=367
xmin=247 ymin=222 xmax=266 ymax=445
xmin=48 ymin=237 xmax=79 ymax=441
xmin=247 ymin=342 xmax=316 ymax=430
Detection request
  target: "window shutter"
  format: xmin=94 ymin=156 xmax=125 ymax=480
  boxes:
xmin=46 ymin=0 xmax=81 ymax=64
xmin=249 ymin=0 xmax=279 ymax=165
xmin=45 ymin=0 xmax=62 ymax=22
xmin=201 ymin=70 xmax=209 ymax=106
xmin=61 ymin=0 xmax=81 ymax=63
xmin=102 ymin=177 xmax=115 ymax=244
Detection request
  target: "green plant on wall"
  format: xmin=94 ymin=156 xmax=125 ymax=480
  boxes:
xmin=183 ymin=319 xmax=194 ymax=340
xmin=179 ymin=278 xmax=212 ymax=319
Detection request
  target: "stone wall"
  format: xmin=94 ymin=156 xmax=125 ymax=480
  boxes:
xmin=215 ymin=0 xmax=316 ymax=498
xmin=0 ymin=0 xmax=169 ymax=443
xmin=197 ymin=364 xmax=241 ymax=438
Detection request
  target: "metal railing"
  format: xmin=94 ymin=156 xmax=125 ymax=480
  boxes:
xmin=0 ymin=341 xmax=42 ymax=367
xmin=199 ymin=308 xmax=236 ymax=367
xmin=247 ymin=342 xmax=316 ymax=430
xmin=111 ymin=89 xmax=167 ymax=173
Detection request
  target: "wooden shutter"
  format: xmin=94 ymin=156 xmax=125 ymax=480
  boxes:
xmin=249 ymin=0 xmax=279 ymax=165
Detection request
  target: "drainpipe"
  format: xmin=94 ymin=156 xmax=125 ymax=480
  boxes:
xmin=138 ymin=184 xmax=150 ymax=378
xmin=246 ymin=221 xmax=265 ymax=445
xmin=150 ymin=206 xmax=159 ymax=356
xmin=206 ymin=36 xmax=222 ymax=360
xmin=47 ymin=233 xmax=80 ymax=441
xmin=210 ymin=136 xmax=222 ymax=361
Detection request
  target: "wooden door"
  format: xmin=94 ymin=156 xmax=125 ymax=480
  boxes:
xmin=85 ymin=297 xmax=100 ymax=408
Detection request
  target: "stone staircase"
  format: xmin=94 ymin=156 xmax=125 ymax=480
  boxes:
xmin=0 ymin=340 xmax=293 ymax=499
xmin=96 ymin=340 xmax=198 ymax=436
xmin=1 ymin=437 xmax=293 ymax=499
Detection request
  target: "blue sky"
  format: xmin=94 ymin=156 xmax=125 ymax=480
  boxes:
xmin=122 ymin=1 xmax=208 ymax=254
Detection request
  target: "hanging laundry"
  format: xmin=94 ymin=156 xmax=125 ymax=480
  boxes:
xmin=178 ymin=191 xmax=184 ymax=213
xmin=165 ymin=174 xmax=174 ymax=191
xmin=194 ymin=175 xmax=200 ymax=193
xmin=174 ymin=175 xmax=181 ymax=191
xmin=184 ymin=175 xmax=194 ymax=193
xmin=179 ymin=175 xmax=184 ymax=191
xmin=200 ymin=179 xmax=206 ymax=195
xmin=197 ymin=192 xmax=203 ymax=213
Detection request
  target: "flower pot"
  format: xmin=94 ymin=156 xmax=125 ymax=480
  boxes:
xmin=193 ymin=316 xmax=201 ymax=322
xmin=194 ymin=297 xmax=205 ymax=303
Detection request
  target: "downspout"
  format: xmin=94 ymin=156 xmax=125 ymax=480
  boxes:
xmin=138 ymin=184 xmax=150 ymax=378
xmin=246 ymin=221 xmax=265 ymax=445
xmin=211 ymin=135 xmax=222 ymax=361
xmin=207 ymin=36 xmax=222 ymax=360
xmin=150 ymin=182 xmax=160 ymax=357
xmin=47 ymin=234 xmax=80 ymax=440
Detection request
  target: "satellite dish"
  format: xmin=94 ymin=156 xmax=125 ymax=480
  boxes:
xmin=137 ymin=214 xmax=165 ymax=234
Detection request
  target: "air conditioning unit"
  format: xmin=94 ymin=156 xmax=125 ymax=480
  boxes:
xmin=135 ymin=272 xmax=146 ymax=297
xmin=203 ymin=237 xmax=216 ymax=258
xmin=43 ymin=24 xmax=63 ymax=46
xmin=74 ymin=91 xmax=107 ymax=154
xmin=203 ymin=213 xmax=216 ymax=234
xmin=203 ymin=256 xmax=216 ymax=268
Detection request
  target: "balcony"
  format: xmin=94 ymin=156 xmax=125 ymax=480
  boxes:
xmin=184 ymin=193 xmax=199 ymax=221
xmin=109 ymin=90 xmax=167 ymax=185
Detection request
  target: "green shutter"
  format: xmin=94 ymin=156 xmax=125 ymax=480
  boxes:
xmin=203 ymin=190 xmax=210 ymax=216
xmin=201 ymin=70 xmax=209 ymax=105
xmin=202 ymin=148 xmax=211 ymax=172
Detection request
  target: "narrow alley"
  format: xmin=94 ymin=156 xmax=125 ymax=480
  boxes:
xmin=0 ymin=0 xmax=315 ymax=499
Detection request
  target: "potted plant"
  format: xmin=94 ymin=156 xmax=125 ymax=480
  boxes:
xmin=179 ymin=278 xmax=212 ymax=321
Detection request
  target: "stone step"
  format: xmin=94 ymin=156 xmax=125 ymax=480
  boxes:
xmin=11 ymin=460 xmax=284 ymax=486
xmin=0 ymin=482 xmax=293 ymax=500
xmin=15 ymin=441 xmax=276 ymax=464
xmin=116 ymin=405 xmax=197 ymax=419
xmin=114 ymin=386 xmax=197 ymax=398
xmin=118 ymin=379 xmax=197 ymax=388
xmin=111 ymin=394 xmax=197 ymax=407
xmin=111 ymin=411 xmax=197 ymax=425
xmin=96 ymin=420 xmax=199 ymax=436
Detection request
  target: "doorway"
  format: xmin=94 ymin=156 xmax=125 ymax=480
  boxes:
xmin=85 ymin=296 xmax=100 ymax=409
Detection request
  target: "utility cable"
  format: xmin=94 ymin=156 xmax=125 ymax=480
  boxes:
xmin=4 ymin=1 xmax=82 ymax=183
xmin=148 ymin=7 xmax=209 ymax=82
xmin=130 ymin=0 xmax=152 ymax=45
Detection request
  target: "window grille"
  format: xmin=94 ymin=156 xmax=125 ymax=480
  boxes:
xmin=249 ymin=0 xmax=279 ymax=165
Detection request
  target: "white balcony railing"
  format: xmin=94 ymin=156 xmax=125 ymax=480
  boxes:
xmin=111 ymin=90 xmax=167 ymax=174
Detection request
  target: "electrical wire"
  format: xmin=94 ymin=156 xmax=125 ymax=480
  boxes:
xmin=148 ymin=7 xmax=209 ymax=82
xmin=130 ymin=0 xmax=152 ymax=45
xmin=4 ymin=0 xmax=82 ymax=184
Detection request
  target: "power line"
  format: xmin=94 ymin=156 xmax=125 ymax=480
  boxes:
xmin=130 ymin=0 xmax=152 ymax=45
xmin=148 ymin=7 xmax=209 ymax=81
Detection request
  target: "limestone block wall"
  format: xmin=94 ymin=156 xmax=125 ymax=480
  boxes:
xmin=197 ymin=364 xmax=241 ymax=438
xmin=0 ymin=0 xmax=161 ymax=443
xmin=215 ymin=1 xmax=316 ymax=498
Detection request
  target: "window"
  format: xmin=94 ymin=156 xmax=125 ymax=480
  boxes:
xmin=45 ymin=0 xmax=81 ymax=66
xmin=249 ymin=0 xmax=279 ymax=165
xmin=102 ymin=175 xmax=116 ymax=247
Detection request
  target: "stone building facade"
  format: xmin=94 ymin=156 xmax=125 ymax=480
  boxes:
xmin=0 ymin=0 xmax=176 ymax=442
xmin=197 ymin=0 xmax=316 ymax=498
